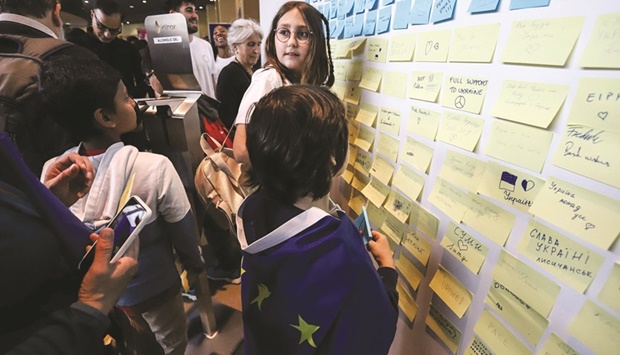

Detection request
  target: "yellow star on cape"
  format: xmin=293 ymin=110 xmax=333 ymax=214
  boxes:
xmin=290 ymin=315 xmax=320 ymax=348
xmin=250 ymin=283 xmax=271 ymax=311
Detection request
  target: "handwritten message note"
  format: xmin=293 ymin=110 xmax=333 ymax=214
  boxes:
xmin=485 ymin=280 xmax=548 ymax=346
xmin=348 ymin=189 xmax=365 ymax=215
xmin=552 ymin=125 xmax=620 ymax=189
xmin=345 ymin=102 xmax=360 ymax=122
xmin=410 ymin=201 xmax=439 ymax=240
xmin=381 ymin=212 xmax=406 ymax=245
xmin=414 ymin=30 xmax=451 ymax=62
xmin=440 ymin=222 xmax=488 ymax=274
xmin=493 ymin=250 xmax=560 ymax=317
xmin=436 ymin=111 xmax=484 ymax=152
xmin=359 ymin=67 xmax=383 ymax=92
xmin=449 ymin=23 xmax=500 ymax=63
xmin=352 ymin=169 xmax=370 ymax=192
xmin=426 ymin=304 xmax=462 ymax=354
xmin=388 ymin=33 xmax=416 ymax=61
xmin=491 ymin=80 xmax=569 ymax=128
xmin=333 ymin=62 xmax=346 ymax=81
xmin=341 ymin=164 xmax=354 ymax=184
xmin=346 ymin=60 xmax=363 ymax=81
xmin=348 ymin=122 xmax=358 ymax=144
xmin=367 ymin=37 xmax=389 ymax=62
xmin=364 ymin=9 xmax=377 ymax=35
xmin=353 ymin=124 xmax=375 ymax=151
xmin=393 ymin=0 xmax=411 ymax=30
xmin=356 ymin=102 xmax=378 ymax=127
xmin=439 ymin=149 xmax=486 ymax=192
xmin=598 ymin=262 xmax=620 ymax=314
xmin=441 ymin=75 xmax=489 ymax=114
xmin=377 ymin=132 xmax=400 ymax=163
xmin=464 ymin=334 xmax=494 ymax=355
xmin=462 ymin=193 xmax=515 ymax=246
xmin=344 ymin=81 xmax=362 ymax=105
xmin=409 ymin=71 xmax=443 ymax=102
xmin=377 ymin=6 xmax=392 ymax=34
xmin=477 ymin=161 xmax=544 ymax=213
xmin=408 ymin=105 xmax=440 ymax=140
xmin=348 ymin=144 xmax=357 ymax=166
xmin=396 ymin=252 xmax=423 ymax=291
xmin=361 ymin=177 xmax=390 ymax=207
xmin=331 ymin=81 xmax=345 ymax=100
xmin=501 ymin=16 xmax=585 ymax=66
xmin=538 ymin=333 xmax=579 ymax=355
xmin=567 ymin=300 xmax=620 ymax=354
xmin=431 ymin=0 xmax=456 ymax=23
xmin=385 ymin=190 xmax=413 ymax=223
xmin=366 ymin=201 xmax=387 ymax=229
xmin=429 ymin=265 xmax=473 ymax=318
xmin=428 ymin=177 xmax=469 ymax=222
xmin=411 ymin=0 xmax=432 ymax=25
xmin=518 ymin=219 xmax=604 ymax=293
xmin=393 ymin=164 xmax=425 ymax=201
xmin=474 ymin=310 xmax=532 ymax=355
xmin=397 ymin=280 xmax=418 ymax=323
xmin=378 ymin=107 xmax=402 ymax=136
xmin=568 ymin=77 xmax=620 ymax=132
xmin=485 ymin=119 xmax=553 ymax=173
xmin=369 ymin=156 xmax=394 ymax=185
xmin=353 ymin=148 xmax=372 ymax=175
xmin=402 ymin=136 xmax=434 ymax=173
xmin=529 ymin=177 xmax=620 ymax=250
xmin=579 ymin=12 xmax=620 ymax=68
xmin=382 ymin=71 xmax=408 ymax=99
xmin=403 ymin=228 xmax=433 ymax=266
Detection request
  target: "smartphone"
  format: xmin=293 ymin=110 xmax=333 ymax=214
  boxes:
xmin=78 ymin=196 xmax=152 ymax=270
xmin=353 ymin=206 xmax=373 ymax=245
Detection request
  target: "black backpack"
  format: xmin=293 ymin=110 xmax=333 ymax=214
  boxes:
xmin=0 ymin=34 xmax=75 ymax=175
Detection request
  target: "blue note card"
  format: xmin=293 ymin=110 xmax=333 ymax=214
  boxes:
xmin=431 ymin=0 xmax=456 ymax=23
xmin=354 ymin=206 xmax=373 ymax=245
xmin=345 ymin=0 xmax=355 ymax=16
xmin=355 ymin=0 xmax=365 ymax=13
xmin=365 ymin=0 xmax=379 ymax=10
xmin=383 ymin=0 xmax=395 ymax=5
xmin=510 ymin=0 xmax=550 ymax=10
xmin=410 ymin=0 xmax=432 ymax=24
xmin=354 ymin=14 xmax=365 ymax=36
xmin=393 ymin=0 xmax=412 ymax=30
xmin=377 ymin=6 xmax=392 ymax=34
xmin=330 ymin=1 xmax=338 ymax=19
xmin=345 ymin=16 xmax=355 ymax=38
xmin=364 ymin=10 xmax=378 ymax=35
xmin=338 ymin=0 xmax=346 ymax=19
xmin=469 ymin=0 xmax=501 ymax=13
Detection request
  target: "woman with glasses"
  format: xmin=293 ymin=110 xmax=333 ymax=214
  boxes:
xmin=232 ymin=1 xmax=335 ymax=164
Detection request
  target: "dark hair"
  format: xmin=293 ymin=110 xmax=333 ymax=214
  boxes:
xmin=245 ymin=85 xmax=348 ymax=204
xmin=164 ymin=0 xmax=195 ymax=12
xmin=39 ymin=56 xmax=121 ymax=142
xmin=94 ymin=0 xmax=120 ymax=16
xmin=264 ymin=1 xmax=334 ymax=87
xmin=0 ymin=0 xmax=56 ymax=18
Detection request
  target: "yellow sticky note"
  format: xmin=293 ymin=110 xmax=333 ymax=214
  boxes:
xmin=408 ymin=105 xmax=441 ymax=141
xmin=402 ymin=136 xmax=434 ymax=173
xmin=393 ymin=164 xmax=424 ymax=201
xmin=428 ymin=177 xmax=469 ymax=222
xmin=449 ymin=23 xmax=500 ymax=63
xmin=410 ymin=201 xmax=439 ymax=240
xmin=529 ymin=177 xmax=620 ymax=250
xmin=347 ymin=144 xmax=357 ymax=166
xmin=348 ymin=38 xmax=366 ymax=53
xmin=396 ymin=252 xmax=423 ymax=291
xmin=579 ymin=12 xmax=620 ymax=69
xmin=426 ymin=304 xmax=462 ymax=354
xmin=366 ymin=201 xmax=386 ymax=228
xmin=388 ymin=33 xmax=416 ymax=62
xmin=334 ymin=62 xmax=346 ymax=81
xmin=366 ymin=38 xmax=389 ymax=62
xmin=355 ymin=102 xmax=378 ymax=127
xmin=377 ymin=132 xmax=400 ymax=163
xmin=345 ymin=102 xmax=360 ymax=121
xmin=361 ymin=177 xmax=390 ymax=207
xmin=397 ymin=280 xmax=418 ymax=323
xmin=567 ymin=300 xmax=620 ymax=355
xmin=359 ymin=67 xmax=383 ymax=92
xmin=382 ymin=71 xmax=408 ymax=99
xmin=341 ymin=164 xmax=354 ymax=184
xmin=353 ymin=124 xmax=375 ymax=151
xmin=439 ymin=150 xmax=486 ymax=192
xmin=567 ymin=77 xmax=620 ymax=132
xmin=485 ymin=119 xmax=553 ymax=173
xmin=598 ymin=263 xmax=620 ymax=314
xmin=440 ymin=222 xmax=488 ymax=274
xmin=384 ymin=190 xmax=413 ymax=223
xmin=344 ymin=81 xmax=361 ymax=105
xmin=429 ymin=265 xmax=473 ymax=318
xmin=348 ymin=122 xmax=358 ymax=144
xmin=552 ymin=125 xmax=620 ymax=189
xmin=474 ymin=309 xmax=533 ymax=355
xmin=353 ymin=149 xmax=372 ymax=175
xmin=462 ymin=193 xmax=515 ymax=247
xmin=491 ymin=80 xmax=569 ymax=128
xmin=518 ymin=219 xmax=605 ymax=293
xmin=346 ymin=60 xmax=364 ymax=81
xmin=381 ymin=212 xmax=406 ymax=245
xmin=537 ymin=333 xmax=579 ymax=355
xmin=409 ymin=71 xmax=443 ymax=103
xmin=415 ymin=30 xmax=451 ymax=62
xmin=477 ymin=161 xmax=545 ymax=213
xmin=486 ymin=280 xmax=549 ymax=346
xmin=351 ymin=169 xmax=370 ymax=192
xmin=331 ymin=81 xmax=345 ymax=100
xmin=378 ymin=107 xmax=402 ymax=136
xmin=493 ymin=250 xmax=560 ymax=317
xmin=464 ymin=334 xmax=494 ymax=355
xmin=441 ymin=75 xmax=489 ymax=114
xmin=370 ymin=156 xmax=394 ymax=185
xmin=501 ymin=16 xmax=585 ymax=66
xmin=437 ymin=111 xmax=484 ymax=152
xmin=402 ymin=228 xmax=433 ymax=266
xmin=348 ymin=189 xmax=365 ymax=215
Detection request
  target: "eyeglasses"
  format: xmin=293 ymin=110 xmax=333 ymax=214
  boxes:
xmin=273 ymin=28 xmax=312 ymax=43
xmin=92 ymin=11 xmax=122 ymax=36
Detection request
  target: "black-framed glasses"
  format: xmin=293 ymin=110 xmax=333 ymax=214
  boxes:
xmin=273 ymin=27 xmax=312 ymax=43
xmin=92 ymin=10 xmax=122 ymax=36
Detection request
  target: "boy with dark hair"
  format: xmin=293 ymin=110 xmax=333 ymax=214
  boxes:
xmin=239 ymin=85 xmax=398 ymax=354
xmin=39 ymin=55 xmax=204 ymax=355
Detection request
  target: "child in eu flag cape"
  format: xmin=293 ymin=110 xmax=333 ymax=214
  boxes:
xmin=237 ymin=85 xmax=398 ymax=354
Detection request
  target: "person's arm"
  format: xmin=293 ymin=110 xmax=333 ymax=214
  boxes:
xmin=367 ymin=230 xmax=399 ymax=313
xmin=233 ymin=124 xmax=249 ymax=164
xmin=167 ymin=212 xmax=205 ymax=273
xmin=42 ymin=153 xmax=94 ymax=207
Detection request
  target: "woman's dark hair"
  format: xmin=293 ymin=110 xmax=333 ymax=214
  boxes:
xmin=264 ymin=1 xmax=334 ymax=87
xmin=0 ymin=0 xmax=56 ymax=18
xmin=39 ymin=56 xmax=121 ymax=141
xmin=245 ymin=85 xmax=348 ymax=204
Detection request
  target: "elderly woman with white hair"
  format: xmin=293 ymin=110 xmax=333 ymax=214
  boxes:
xmin=216 ymin=18 xmax=264 ymax=130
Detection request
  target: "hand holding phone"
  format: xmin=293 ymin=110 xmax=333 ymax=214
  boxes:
xmin=353 ymin=206 xmax=372 ymax=245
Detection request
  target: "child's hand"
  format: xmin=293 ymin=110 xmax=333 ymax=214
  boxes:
xmin=367 ymin=230 xmax=395 ymax=269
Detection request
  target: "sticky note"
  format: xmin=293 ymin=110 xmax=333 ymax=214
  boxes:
xmin=567 ymin=300 xmax=620 ymax=355
xmin=428 ymin=177 xmax=469 ymax=222
xmin=409 ymin=71 xmax=443 ymax=102
xmin=415 ymin=30 xmax=451 ymax=62
xmin=341 ymin=164 xmax=354 ymax=184
xmin=344 ymin=81 xmax=362 ymax=105
xmin=439 ymin=150 xmax=486 ymax=192
xmin=537 ymin=333 xmax=579 ymax=355
xmin=352 ymin=169 xmax=370 ymax=191
xmin=440 ymin=222 xmax=489 ymax=274
xmin=393 ymin=0 xmax=411 ymax=30
xmin=393 ymin=164 xmax=425 ymax=201
xmin=431 ymin=0 xmax=457 ymax=23
xmin=464 ymin=334 xmax=494 ymax=355
xmin=396 ymin=252 xmax=423 ymax=291
xmin=378 ymin=107 xmax=402 ymax=136
xmin=410 ymin=200 xmax=439 ymax=240
xmin=474 ymin=310 xmax=532 ymax=355
xmin=598 ymin=262 xmax=620 ymax=314
xmin=441 ymin=75 xmax=489 ymax=114
xmin=397 ymin=280 xmax=418 ymax=322
xmin=366 ymin=37 xmax=389 ymax=62
xmin=384 ymin=189 xmax=413 ymax=223
xmin=426 ymin=304 xmax=462 ymax=354
xmin=382 ymin=71 xmax=409 ymax=99
xmin=345 ymin=102 xmax=360 ymax=122
xmin=579 ymin=12 xmax=620 ymax=68
xmin=429 ymin=265 xmax=473 ymax=318
xmin=567 ymin=77 xmax=620 ymax=132
xmin=377 ymin=6 xmax=392 ymax=34
xmin=366 ymin=201 xmax=387 ymax=229
xmin=410 ymin=0 xmax=432 ymax=25
xmin=449 ymin=23 xmax=500 ymax=62
xmin=346 ymin=60 xmax=363 ymax=81
xmin=462 ymin=193 xmax=515 ymax=247
xmin=380 ymin=212 xmax=406 ymax=245
xmin=388 ymin=33 xmax=416 ymax=61
xmin=402 ymin=136 xmax=434 ymax=173
xmin=353 ymin=124 xmax=375 ymax=151
xmin=408 ymin=105 xmax=441 ymax=141
xmin=361 ymin=177 xmax=390 ymax=207
xmin=370 ymin=156 xmax=394 ymax=185
xmin=354 ymin=148 xmax=373 ymax=175
xmin=436 ymin=111 xmax=484 ymax=152
xmin=377 ymin=132 xmax=400 ymax=163
xmin=468 ymin=0 xmax=500 ymax=13
xmin=359 ymin=67 xmax=383 ymax=92
xmin=402 ymin=228 xmax=433 ymax=266
xmin=356 ymin=102 xmax=379 ymax=127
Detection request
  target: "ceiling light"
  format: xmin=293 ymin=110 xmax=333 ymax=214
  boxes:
xmin=126 ymin=21 xmax=130 ymax=24
xmin=142 ymin=0 xmax=146 ymax=3
xmin=199 ymin=6 xmax=204 ymax=9
xmin=129 ymin=5 xmax=134 ymax=8
xmin=84 ymin=0 xmax=89 ymax=3
xmin=65 ymin=22 xmax=71 ymax=25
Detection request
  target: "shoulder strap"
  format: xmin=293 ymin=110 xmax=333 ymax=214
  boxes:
xmin=199 ymin=133 xmax=239 ymax=182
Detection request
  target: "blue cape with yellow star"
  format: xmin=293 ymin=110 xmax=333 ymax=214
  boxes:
xmin=237 ymin=193 xmax=397 ymax=354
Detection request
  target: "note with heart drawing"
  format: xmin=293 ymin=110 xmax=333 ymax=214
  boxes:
xmin=440 ymin=222 xmax=488 ymax=275
xmin=414 ymin=29 xmax=451 ymax=62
